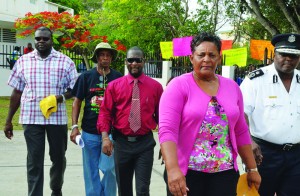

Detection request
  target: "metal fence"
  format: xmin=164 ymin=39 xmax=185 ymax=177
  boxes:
xmin=0 ymin=44 xmax=193 ymax=77
xmin=0 ymin=45 xmax=25 ymax=69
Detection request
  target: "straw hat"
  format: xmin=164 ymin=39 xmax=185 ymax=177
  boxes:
xmin=91 ymin=42 xmax=118 ymax=63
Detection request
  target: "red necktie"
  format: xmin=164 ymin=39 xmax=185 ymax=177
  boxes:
xmin=129 ymin=79 xmax=141 ymax=132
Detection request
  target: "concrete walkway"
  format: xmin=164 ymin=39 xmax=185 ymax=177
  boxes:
xmin=0 ymin=131 xmax=244 ymax=196
xmin=0 ymin=131 xmax=166 ymax=196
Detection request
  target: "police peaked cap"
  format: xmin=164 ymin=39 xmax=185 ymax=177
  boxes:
xmin=271 ymin=33 xmax=300 ymax=55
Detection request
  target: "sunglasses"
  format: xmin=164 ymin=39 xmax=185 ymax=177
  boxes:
xmin=126 ymin=58 xmax=143 ymax=63
xmin=35 ymin=37 xmax=51 ymax=42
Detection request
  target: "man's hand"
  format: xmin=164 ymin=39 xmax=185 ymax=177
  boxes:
xmin=4 ymin=122 xmax=14 ymax=140
xmin=102 ymin=137 xmax=113 ymax=156
xmin=70 ymin=127 xmax=81 ymax=145
xmin=251 ymin=140 xmax=263 ymax=165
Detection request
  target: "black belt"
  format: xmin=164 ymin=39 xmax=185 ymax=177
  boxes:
xmin=252 ymin=136 xmax=300 ymax=151
xmin=113 ymin=128 xmax=152 ymax=142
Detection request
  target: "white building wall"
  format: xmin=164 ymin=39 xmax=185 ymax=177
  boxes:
xmin=0 ymin=67 xmax=13 ymax=96
xmin=0 ymin=0 xmax=73 ymax=66
xmin=0 ymin=0 xmax=73 ymax=26
xmin=0 ymin=0 xmax=74 ymax=46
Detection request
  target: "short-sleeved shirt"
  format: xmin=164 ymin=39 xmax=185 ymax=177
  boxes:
xmin=240 ymin=63 xmax=300 ymax=144
xmin=7 ymin=48 xmax=78 ymax=125
xmin=72 ymin=67 xmax=122 ymax=134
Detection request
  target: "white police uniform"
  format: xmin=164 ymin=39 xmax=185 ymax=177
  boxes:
xmin=240 ymin=33 xmax=300 ymax=196
xmin=240 ymin=64 xmax=300 ymax=144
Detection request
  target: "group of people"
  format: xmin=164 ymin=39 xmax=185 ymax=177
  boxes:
xmin=3 ymin=25 xmax=300 ymax=196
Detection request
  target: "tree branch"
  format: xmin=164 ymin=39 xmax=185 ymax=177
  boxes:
xmin=276 ymin=0 xmax=300 ymax=33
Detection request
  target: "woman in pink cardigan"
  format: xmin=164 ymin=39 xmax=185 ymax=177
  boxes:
xmin=158 ymin=32 xmax=261 ymax=196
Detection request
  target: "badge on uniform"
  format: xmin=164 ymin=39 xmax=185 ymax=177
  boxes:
xmin=248 ymin=69 xmax=264 ymax=80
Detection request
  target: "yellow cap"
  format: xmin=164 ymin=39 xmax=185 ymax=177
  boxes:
xmin=40 ymin=95 xmax=57 ymax=119
xmin=237 ymin=173 xmax=259 ymax=196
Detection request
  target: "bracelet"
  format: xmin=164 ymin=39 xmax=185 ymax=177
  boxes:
xmin=246 ymin=168 xmax=258 ymax=173
xmin=61 ymin=94 xmax=66 ymax=103
xmin=71 ymin=124 xmax=78 ymax=131
xmin=102 ymin=137 xmax=110 ymax=142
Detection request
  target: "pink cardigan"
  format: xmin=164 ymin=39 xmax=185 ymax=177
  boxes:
xmin=158 ymin=73 xmax=251 ymax=175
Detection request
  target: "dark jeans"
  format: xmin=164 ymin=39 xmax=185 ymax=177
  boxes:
xmin=256 ymin=140 xmax=300 ymax=196
xmin=113 ymin=132 xmax=156 ymax=196
xmin=23 ymin=124 xmax=68 ymax=196
xmin=185 ymin=169 xmax=239 ymax=196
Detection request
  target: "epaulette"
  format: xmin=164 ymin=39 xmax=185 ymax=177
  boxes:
xmin=248 ymin=69 xmax=264 ymax=80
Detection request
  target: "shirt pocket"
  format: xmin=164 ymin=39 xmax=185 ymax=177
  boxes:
xmin=49 ymin=68 xmax=64 ymax=87
xmin=297 ymin=100 xmax=300 ymax=114
xmin=263 ymin=97 xmax=284 ymax=120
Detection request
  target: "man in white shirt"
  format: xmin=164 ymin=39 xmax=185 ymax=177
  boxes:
xmin=240 ymin=33 xmax=300 ymax=196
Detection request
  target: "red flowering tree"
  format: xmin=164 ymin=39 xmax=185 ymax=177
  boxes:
xmin=15 ymin=11 xmax=126 ymax=70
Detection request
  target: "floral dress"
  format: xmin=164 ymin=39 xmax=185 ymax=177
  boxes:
xmin=188 ymin=96 xmax=234 ymax=173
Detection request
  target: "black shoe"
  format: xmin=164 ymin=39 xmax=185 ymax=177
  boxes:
xmin=51 ymin=190 xmax=62 ymax=196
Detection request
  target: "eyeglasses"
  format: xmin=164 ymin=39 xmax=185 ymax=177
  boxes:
xmin=211 ymin=96 xmax=221 ymax=116
xmin=35 ymin=37 xmax=50 ymax=42
xmin=126 ymin=58 xmax=143 ymax=63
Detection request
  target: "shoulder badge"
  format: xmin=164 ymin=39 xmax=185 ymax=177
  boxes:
xmin=248 ymin=69 xmax=264 ymax=80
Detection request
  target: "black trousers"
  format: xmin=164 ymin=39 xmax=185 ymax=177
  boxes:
xmin=256 ymin=139 xmax=300 ymax=196
xmin=185 ymin=169 xmax=239 ymax=196
xmin=113 ymin=132 xmax=156 ymax=196
xmin=23 ymin=124 xmax=67 ymax=196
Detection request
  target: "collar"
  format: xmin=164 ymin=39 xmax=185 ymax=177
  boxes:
xmin=269 ymin=63 xmax=300 ymax=84
xmin=30 ymin=48 xmax=59 ymax=60
xmin=126 ymin=73 xmax=146 ymax=84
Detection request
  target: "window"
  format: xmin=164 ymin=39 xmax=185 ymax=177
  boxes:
xmin=1 ymin=29 xmax=16 ymax=43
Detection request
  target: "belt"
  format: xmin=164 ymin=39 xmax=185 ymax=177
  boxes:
xmin=252 ymin=136 xmax=300 ymax=151
xmin=113 ymin=128 xmax=152 ymax=142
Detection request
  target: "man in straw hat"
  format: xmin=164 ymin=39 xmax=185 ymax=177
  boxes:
xmin=240 ymin=33 xmax=300 ymax=195
xmin=71 ymin=42 xmax=122 ymax=196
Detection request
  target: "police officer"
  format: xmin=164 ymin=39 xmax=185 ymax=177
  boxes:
xmin=240 ymin=33 xmax=300 ymax=196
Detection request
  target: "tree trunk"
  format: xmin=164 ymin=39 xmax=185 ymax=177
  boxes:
xmin=276 ymin=0 xmax=300 ymax=33
xmin=242 ymin=0 xmax=280 ymax=36
xmin=82 ymin=54 xmax=91 ymax=70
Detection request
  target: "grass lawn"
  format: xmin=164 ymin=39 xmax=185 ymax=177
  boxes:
xmin=0 ymin=97 xmax=158 ymax=132
xmin=0 ymin=96 xmax=78 ymax=131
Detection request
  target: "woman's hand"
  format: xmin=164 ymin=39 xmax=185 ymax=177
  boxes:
xmin=246 ymin=171 xmax=261 ymax=190
xmin=167 ymin=167 xmax=189 ymax=196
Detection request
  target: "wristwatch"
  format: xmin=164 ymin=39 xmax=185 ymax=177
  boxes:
xmin=71 ymin=124 xmax=78 ymax=131
xmin=246 ymin=167 xmax=258 ymax=173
